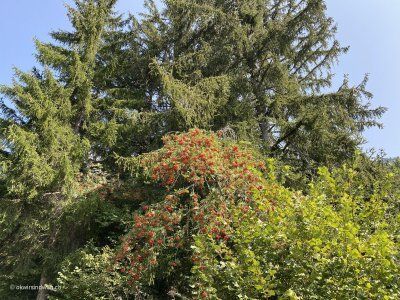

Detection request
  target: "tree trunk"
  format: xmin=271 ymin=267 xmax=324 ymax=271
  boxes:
xmin=36 ymin=268 xmax=49 ymax=300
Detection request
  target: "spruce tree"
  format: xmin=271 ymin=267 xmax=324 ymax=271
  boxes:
xmin=0 ymin=1 xmax=118 ymax=299
xmin=102 ymin=0 xmax=385 ymax=173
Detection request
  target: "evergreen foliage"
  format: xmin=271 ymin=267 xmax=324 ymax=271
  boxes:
xmin=0 ymin=1 xmax=117 ymax=299
xmin=101 ymin=0 xmax=385 ymax=171
xmin=0 ymin=0 xmax=398 ymax=299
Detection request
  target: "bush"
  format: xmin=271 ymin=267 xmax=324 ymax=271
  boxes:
xmin=49 ymin=245 xmax=135 ymax=300
xmin=53 ymin=130 xmax=400 ymax=299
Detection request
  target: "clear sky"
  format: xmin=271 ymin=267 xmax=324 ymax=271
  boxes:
xmin=0 ymin=1 xmax=399 ymax=157
xmin=325 ymin=0 xmax=400 ymax=158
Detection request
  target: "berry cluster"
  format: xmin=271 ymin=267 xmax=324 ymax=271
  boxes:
xmin=114 ymin=129 xmax=269 ymax=297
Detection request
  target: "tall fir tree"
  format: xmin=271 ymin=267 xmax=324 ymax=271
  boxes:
xmin=100 ymin=0 xmax=385 ymax=174
xmin=0 ymin=1 xmax=119 ymax=299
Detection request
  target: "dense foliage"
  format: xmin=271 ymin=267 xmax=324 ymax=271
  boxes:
xmin=0 ymin=0 xmax=398 ymax=299
xmin=47 ymin=131 xmax=399 ymax=299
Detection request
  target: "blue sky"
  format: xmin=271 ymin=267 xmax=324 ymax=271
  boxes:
xmin=1 ymin=1 xmax=399 ymax=157
xmin=325 ymin=0 xmax=400 ymax=158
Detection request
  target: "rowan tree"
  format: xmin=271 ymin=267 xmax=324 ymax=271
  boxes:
xmin=112 ymin=129 xmax=270 ymax=297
